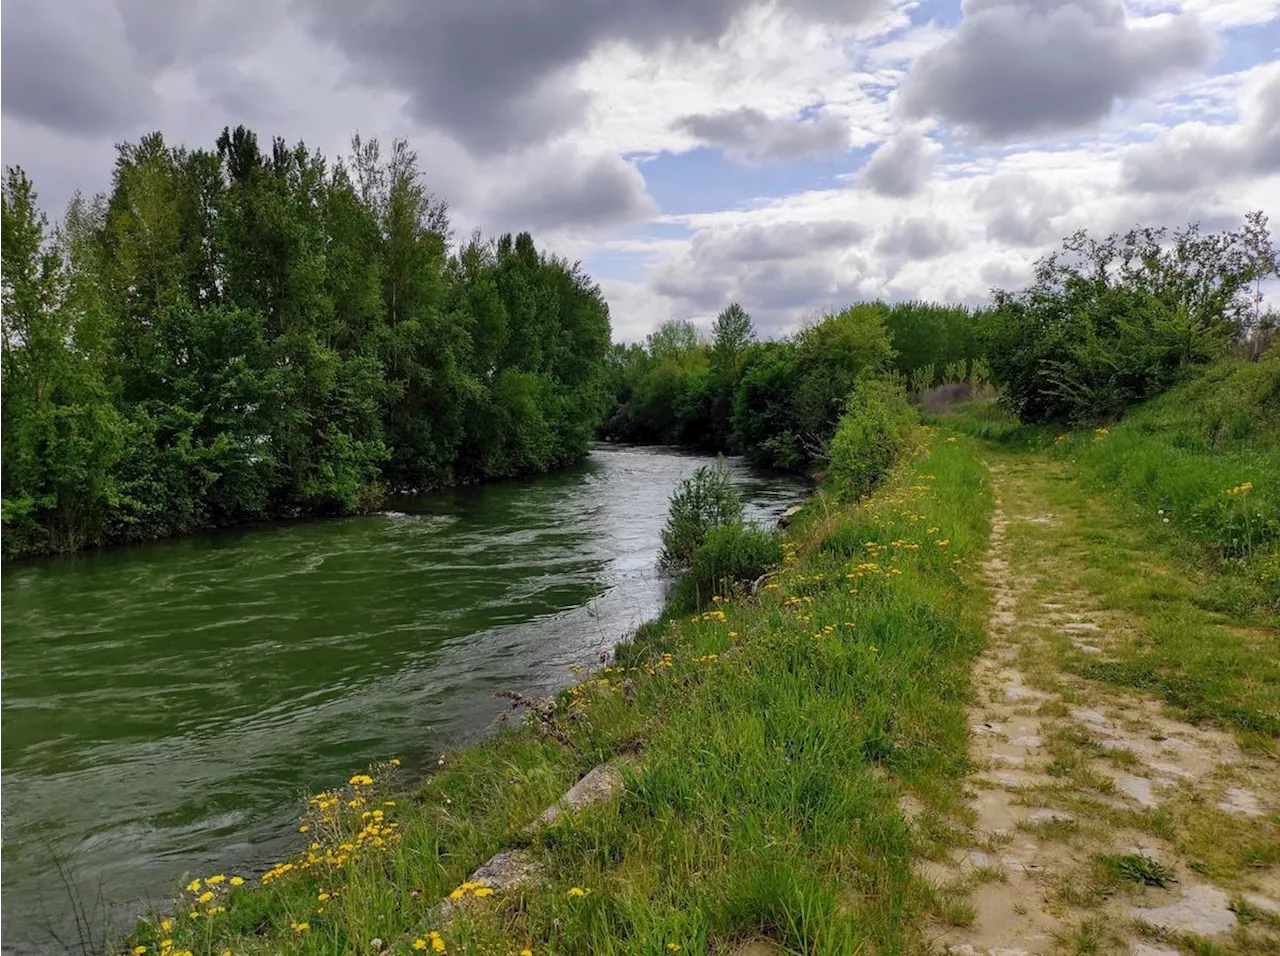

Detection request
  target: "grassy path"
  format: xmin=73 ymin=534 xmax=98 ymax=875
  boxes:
xmin=924 ymin=450 xmax=1280 ymax=956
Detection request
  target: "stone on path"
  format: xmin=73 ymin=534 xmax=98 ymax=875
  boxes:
xmin=1116 ymin=775 xmax=1158 ymax=808
xmin=1216 ymin=786 xmax=1263 ymax=817
xmin=1130 ymin=884 xmax=1237 ymax=936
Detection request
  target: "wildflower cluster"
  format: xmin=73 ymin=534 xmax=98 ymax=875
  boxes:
xmin=446 ymin=879 xmax=496 ymax=903
xmin=412 ymin=930 xmax=448 ymax=952
xmin=178 ymin=875 xmax=239 ymax=922
xmin=1228 ymin=481 xmax=1255 ymax=496
xmin=261 ymin=765 xmax=402 ymax=885
xmin=1093 ymin=427 xmax=1110 ymax=441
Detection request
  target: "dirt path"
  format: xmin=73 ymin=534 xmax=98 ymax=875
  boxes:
xmin=918 ymin=455 xmax=1280 ymax=956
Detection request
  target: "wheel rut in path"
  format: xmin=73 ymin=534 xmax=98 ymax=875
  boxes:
xmin=917 ymin=457 xmax=1280 ymax=956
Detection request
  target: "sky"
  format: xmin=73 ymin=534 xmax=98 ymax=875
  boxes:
xmin=2 ymin=0 xmax=1278 ymax=342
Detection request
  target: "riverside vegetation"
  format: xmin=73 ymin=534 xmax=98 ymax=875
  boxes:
xmin=46 ymin=201 xmax=1276 ymax=953
xmin=2 ymin=130 xmax=613 ymax=558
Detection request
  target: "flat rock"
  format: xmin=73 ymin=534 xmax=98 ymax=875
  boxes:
xmin=1116 ymin=775 xmax=1158 ymax=808
xmin=1063 ymin=622 xmax=1101 ymax=632
xmin=1243 ymin=892 xmax=1280 ymax=917
xmin=1130 ymin=884 xmax=1236 ymax=936
xmin=1008 ymin=734 xmax=1043 ymax=748
xmin=1025 ymin=808 xmax=1075 ymax=825
xmin=1073 ymin=643 xmax=1104 ymax=654
xmin=537 ymin=761 xmax=629 ymax=826
xmin=1071 ymin=709 xmax=1113 ymax=732
xmin=1216 ymin=786 xmax=1263 ymax=817
xmin=1131 ymin=946 xmax=1180 ymax=956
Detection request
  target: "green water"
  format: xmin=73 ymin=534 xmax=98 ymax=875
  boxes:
xmin=0 ymin=445 xmax=804 ymax=954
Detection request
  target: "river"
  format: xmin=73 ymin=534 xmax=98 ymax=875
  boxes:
xmin=0 ymin=445 xmax=805 ymax=954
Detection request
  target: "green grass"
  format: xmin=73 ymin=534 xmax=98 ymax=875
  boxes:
xmin=121 ymin=431 xmax=993 ymax=956
xmin=1056 ymin=357 xmax=1280 ymax=615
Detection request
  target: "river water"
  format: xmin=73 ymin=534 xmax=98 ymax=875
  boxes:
xmin=0 ymin=445 xmax=805 ymax=954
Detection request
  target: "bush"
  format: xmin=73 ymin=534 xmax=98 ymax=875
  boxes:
xmin=659 ymin=457 xmax=744 ymax=568
xmin=827 ymin=378 xmax=916 ymax=501
xmin=671 ymin=521 xmax=782 ymax=610
xmin=984 ymin=213 xmax=1278 ymax=424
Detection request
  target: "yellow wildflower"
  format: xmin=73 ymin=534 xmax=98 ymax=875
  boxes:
xmin=390 ymin=758 xmax=401 ymax=766
xmin=348 ymin=774 xmax=374 ymax=786
xmin=133 ymin=947 xmax=148 ymax=955
xmin=431 ymin=939 xmax=446 ymax=953
xmin=668 ymin=946 xmax=682 ymax=952
xmin=317 ymin=892 xmax=330 ymax=902
xmin=522 ymin=951 xmax=533 ymax=956
xmin=228 ymin=876 xmax=244 ymax=887
xmin=568 ymin=886 xmax=587 ymax=898
xmin=290 ymin=921 xmax=309 ymax=932
xmin=413 ymin=941 xmax=428 ymax=951
xmin=473 ymin=887 xmax=495 ymax=898
xmin=198 ymin=891 xmax=214 ymax=904
xmin=185 ymin=879 xmax=201 ymax=893
xmin=206 ymin=874 xmax=225 ymax=885
xmin=160 ymin=920 xmax=173 ymax=932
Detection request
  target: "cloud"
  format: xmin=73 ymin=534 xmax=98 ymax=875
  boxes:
xmin=672 ymin=107 xmax=850 ymax=162
xmin=1122 ymin=66 xmax=1280 ymax=193
xmin=484 ymin=148 xmax=657 ymax=232
xmin=689 ymin=219 xmax=868 ymax=262
xmin=875 ymin=216 xmax=965 ymax=260
xmin=973 ymin=172 xmax=1074 ymax=245
xmin=309 ymin=0 xmax=886 ymax=155
xmin=900 ymin=0 xmax=1213 ymax=142
xmin=859 ymin=129 xmax=941 ymax=196
xmin=1 ymin=0 xmax=155 ymax=135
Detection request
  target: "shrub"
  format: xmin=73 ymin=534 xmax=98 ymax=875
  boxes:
xmin=984 ymin=212 xmax=1278 ymax=424
xmin=671 ymin=521 xmax=783 ymax=610
xmin=659 ymin=457 xmax=744 ymax=568
xmin=827 ymin=378 xmax=916 ymax=501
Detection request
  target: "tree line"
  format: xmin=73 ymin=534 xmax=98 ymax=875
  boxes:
xmin=602 ymin=300 xmax=984 ymax=471
xmin=1 ymin=128 xmax=612 ymax=557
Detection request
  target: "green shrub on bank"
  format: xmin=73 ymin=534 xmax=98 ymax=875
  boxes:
xmin=658 ymin=457 xmax=743 ymax=568
xmin=827 ymin=378 xmax=917 ymax=501
xmin=670 ymin=521 xmax=782 ymax=610
xmin=984 ymin=212 xmax=1277 ymax=424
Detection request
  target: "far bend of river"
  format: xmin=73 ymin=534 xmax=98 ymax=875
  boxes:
xmin=0 ymin=445 xmax=806 ymax=954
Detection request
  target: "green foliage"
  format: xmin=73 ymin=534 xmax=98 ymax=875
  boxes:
xmin=828 ymin=379 xmax=917 ymax=501
xmin=882 ymin=300 xmax=985 ymax=377
xmin=658 ymin=457 xmax=744 ymax=569
xmin=605 ymin=302 xmax=893 ymax=472
xmin=1 ymin=130 xmax=613 ymax=557
xmin=985 ymin=213 xmax=1278 ymax=424
xmin=671 ymin=521 xmax=782 ymax=611
xmin=1059 ymin=357 xmax=1280 ymax=608
xmin=1098 ymin=854 xmax=1178 ymax=888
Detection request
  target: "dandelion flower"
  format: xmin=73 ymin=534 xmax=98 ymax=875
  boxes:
xmin=198 ymin=891 xmax=214 ymax=904
xmin=431 ymin=938 xmax=446 ymax=953
xmin=290 ymin=921 xmax=309 ymax=933
xmin=413 ymin=941 xmax=428 ymax=951
xmin=133 ymin=947 xmax=148 ymax=955
xmin=473 ymin=887 xmax=494 ymax=898
xmin=668 ymin=946 xmax=682 ymax=952
xmin=522 ymin=950 xmax=533 ymax=956
xmin=185 ymin=879 xmax=201 ymax=893
xmin=568 ymin=886 xmax=587 ymax=898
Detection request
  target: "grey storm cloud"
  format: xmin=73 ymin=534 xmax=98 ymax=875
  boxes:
xmin=306 ymin=0 xmax=885 ymax=155
xmin=858 ymin=130 xmax=941 ymax=197
xmin=900 ymin=0 xmax=1213 ymax=142
xmin=2 ymin=0 xmax=155 ymax=134
xmin=875 ymin=216 xmax=964 ymax=260
xmin=673 ymin=107 xmax=850 ymax=162
xmin=488 ymin=150 xmax=657 ymax=232
xmin=1122 ymin=71 xmax=1280 ymax=193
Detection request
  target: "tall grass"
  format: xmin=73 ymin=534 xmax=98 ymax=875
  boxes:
xmin=121 ymin=432 xmax=992 ymax=955
xmin=1058 ymin=358 xmax=1280 ymax=612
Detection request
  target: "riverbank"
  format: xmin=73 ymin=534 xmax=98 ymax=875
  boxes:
xmin=121 ymin=427 xmax=995 ymax=954
xmin=1 ymin=447 xmax=805 ymax=956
